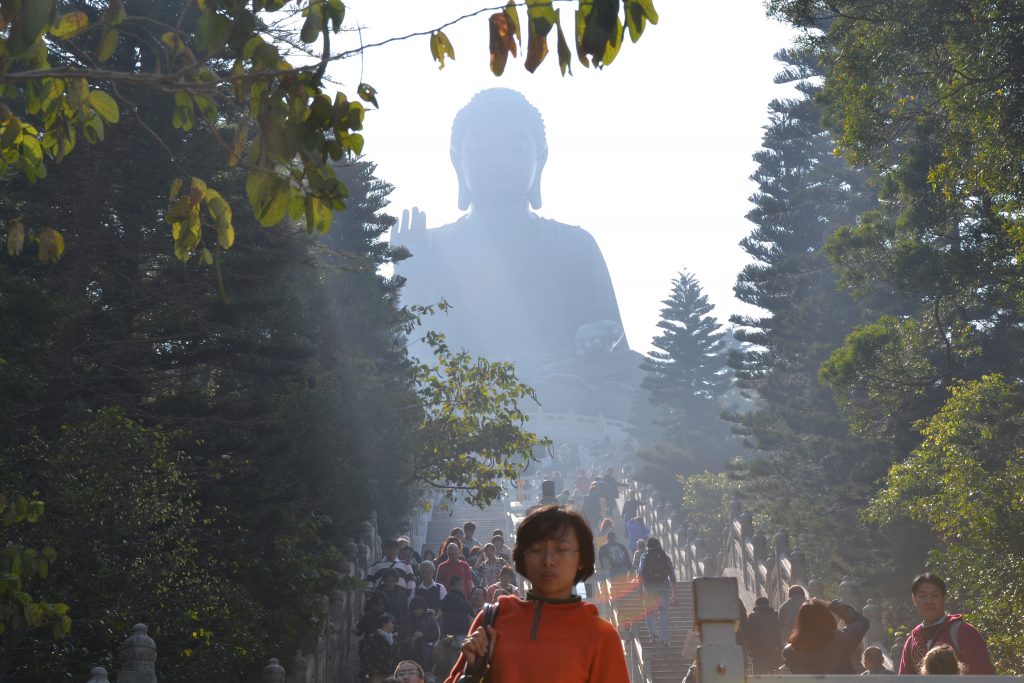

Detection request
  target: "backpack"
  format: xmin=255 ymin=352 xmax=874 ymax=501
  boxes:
xmin=642 ymin=549 xmax=671 ymax=584
xmin=608 ymin=543 xmax=629 ymax=567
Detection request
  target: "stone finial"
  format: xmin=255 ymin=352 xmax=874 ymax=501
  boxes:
xmin=774 ymin=530 xmax=790 ymax=556
xmin=863 ymin=598 xmax=884 ymax=645
xmin=118 ymin=624 xmax=156 ymax=683
xmin=752 ymin=532 xmax=768 ymax=564
xmin=262 ymin=657 xmax=286 ymax=683
xmin=739 ymin=512 xmax=753 ymax=539
xmin=789 ymin=548 xmax=806 ymax=585
xmin=839 ymin=575 xmax=858 ymax=605
xmin=86 ymin=667 xmax=111 ymax=683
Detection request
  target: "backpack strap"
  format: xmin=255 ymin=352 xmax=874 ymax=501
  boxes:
xmin=949 ymin=620 xmax=961 ymax=656
xmin=458 ymin=602 xmax=501 ymax=682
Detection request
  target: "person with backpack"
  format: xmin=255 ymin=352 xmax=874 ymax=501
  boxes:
xmin=637 ymin=537 xmax=677 ymax=646
xmin=746 ymin=597 xmax=783 ymax=673
xmin=897 ymin=572 xmax=994 ymax=675
xmin=597 ymin=530 xmax=632 ymax=581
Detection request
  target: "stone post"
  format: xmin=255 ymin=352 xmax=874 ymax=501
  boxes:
xmin=863 ymin=598 xmax=884 ymax=646
xmin=693 ymin=578 xmax=745 ymax=683
xmin=85 ymin=667 xmax=110 ymax=683
xmin=774 ymin=530 xmax=790 ymax=557
xmin=839 ymin=575 xmax=859 ymax=607
xmin=262 ymin=658 xmax=287 ymax=683
xmin=752 ymin=532 xmax=768 ymax=565
xmin=789 ymin=548 xmax=806 ymax=586
xmin=117 ymin=624 xmax=156 ymax=683
xmin=739 ymin=512 xmax=753 ymax=541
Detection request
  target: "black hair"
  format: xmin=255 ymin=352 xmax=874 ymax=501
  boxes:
xmin=789 ymin=585 xmax=807 ymax=599
xmin=512 ymin=504 xmax=595 ymax=584
xmin=911 ymin=572 xmax=948 ymax=596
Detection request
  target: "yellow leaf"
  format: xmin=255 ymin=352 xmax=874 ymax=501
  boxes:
xmin=201 ymin=247 xmax=214 ymax=265
xmin=87 ymin=90 xmax=119 ymax=124
xmin=228 ymin=121 xmax=249 ymax=167
xmin=96 ymin=28 xmax=119 ymax=62
xmin=6 ymin=219 xmax=25 ymax=256
xmin=36 ymin=227 xmax=64 ymax=263
xmin=50 ymin=12 xmax=89 ymax=39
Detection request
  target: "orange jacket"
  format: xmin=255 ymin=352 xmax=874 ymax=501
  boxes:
xmin=444 ymin=594 xmax=629 ymax=683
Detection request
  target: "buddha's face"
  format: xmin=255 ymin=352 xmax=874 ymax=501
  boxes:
xmin=457 ymin=124 xmax=539 ymax=207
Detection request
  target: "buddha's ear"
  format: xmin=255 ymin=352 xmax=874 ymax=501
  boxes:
xmin=453 ymin=149 xmax=472 ymax=210
xmin=529 ymin=147 xmax=548 ymax=210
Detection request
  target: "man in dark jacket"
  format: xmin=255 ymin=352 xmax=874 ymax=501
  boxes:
xmin=897 ymin=572 xmax=994 ymax=675
xmin=747 ymin=597 xmax=783 ymax=673
xmin=778 ymin=584 xmax=806 ymax=642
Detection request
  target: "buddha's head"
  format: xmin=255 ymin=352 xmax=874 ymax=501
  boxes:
xmin=450 ymin=88 xmax=548 ymax=211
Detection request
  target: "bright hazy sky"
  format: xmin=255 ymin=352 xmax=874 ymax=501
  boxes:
xmin=327 ymin=1 xmax=797 ymax=354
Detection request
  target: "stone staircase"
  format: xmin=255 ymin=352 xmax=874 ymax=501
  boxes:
xmin=601 ymin=577 xmax=694 ymax=683
xmin=422 ymin=497 xmax=512 ymax=557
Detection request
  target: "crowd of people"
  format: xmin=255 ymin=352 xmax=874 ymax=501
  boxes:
xmin=355 ymin=466 xmax=997 ymax=683
xmin=715 ymin=572 xmax=996 ymax=678
xmin=355 ymin=523 xmax=523 ymax=682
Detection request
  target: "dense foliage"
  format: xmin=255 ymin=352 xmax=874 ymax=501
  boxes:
xmin=0 ymin=0 xmax=657 ymax=271
xmin=722 ymin=3 xmax=1024 ymax=671
xmin=631 ymin=272 xmax=739 ymax=494
xmin=0 ymin=2 xmax=575 ymax=677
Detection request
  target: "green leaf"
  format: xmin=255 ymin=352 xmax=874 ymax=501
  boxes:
xmin=245 ymin=169 xmax=291 ymax=227
xmin=300 ymin=3 xmax=322 ymax=44
xmin=102 ymin=0 xmax=127 ymax=26
xmin=304 ymin=195 xmax=332 ymax=234
xmin=87 ymin=91 xmax=119 ymax=124
xmin=525 ymin=3 xmax=555 ymax=73
xmin=430 ymin=31 xmax=455 ymax=70
xmin=5 ymin=220 xmax=24 ymax=256
xmin=555 ymin=12 xmax=572 ymax=76
xmin=50 ymin=12 xmax=89 ymax=39
xmin=36 ymin=227 xmax=64 ymax=263
xmin=8 ymin=0 xmax=55 ymax=57
xmin=228 ymin=121 xmax=249 ymax=167
xmin=195 ymin=9 xmax=231 ymax=56
xmin=357 ymin=83 xmax=379 ymax=109
xmin=504 ymin=1 xmax=522 ymax=45
xmin=96 ymin=28 xmax=119 ymax=62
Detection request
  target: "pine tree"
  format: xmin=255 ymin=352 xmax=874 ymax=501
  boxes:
xmin=635 ymin=272 xmax=737 ymax=477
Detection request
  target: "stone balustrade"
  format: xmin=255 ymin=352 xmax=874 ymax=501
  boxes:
xmin=620 ymin=473 xmax=889 ymax=650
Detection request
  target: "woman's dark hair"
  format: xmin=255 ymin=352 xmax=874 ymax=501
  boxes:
xmin=498 ymin=565 xmax=515 ymax=579
xmin=599 ymin=518 xmax=613 ymax=532
xmin=512 ymin=504 xmax=595 ymax=584
xmin=788 ymin=599 xmax=836 ymax=650
xmin=380 ymin=567 xmax=398 ymax=581
xmin=423 ymin=549 xmax=436 ymax=561
xmin=921 ymin=645 xmax=963 ymax=674
xmin=409 ymin=596 xmax=427 ymax=612
xmin=439 ymin=536 xmax=462 ymax=558
xmin=911 ymin=572 xmax=948 ymax=596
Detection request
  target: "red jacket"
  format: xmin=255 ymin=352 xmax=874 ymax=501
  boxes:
xmin=898 ymin=614 xmax=994 ymax=674
xmin=435 ymin=558 xmax=474 ymax=599
xmin=444 ymin=594 xmax=629 ymax=683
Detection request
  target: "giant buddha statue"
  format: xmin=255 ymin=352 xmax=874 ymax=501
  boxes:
xmin=393 ymin=88 xmax=641 ymax=421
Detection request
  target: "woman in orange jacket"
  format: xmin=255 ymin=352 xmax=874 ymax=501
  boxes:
xmin=444 ymin=504 xmax=629 ymax=683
